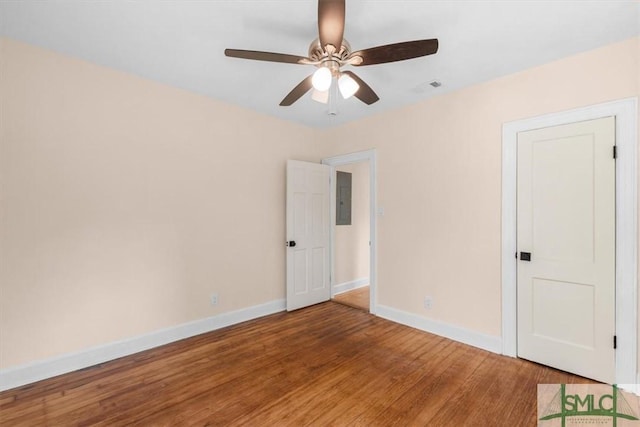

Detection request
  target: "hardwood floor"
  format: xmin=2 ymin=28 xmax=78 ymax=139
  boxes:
xmin=332 ymin=285 xmax=369 ymax=311
xmin=0 ymin=302 xmax=592 ymax=426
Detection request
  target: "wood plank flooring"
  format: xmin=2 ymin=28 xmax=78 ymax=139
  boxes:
xmin=332 ymin=286 xmax=369 ymax=311
xmin=0 ymin=302 xmax=593 ymax=426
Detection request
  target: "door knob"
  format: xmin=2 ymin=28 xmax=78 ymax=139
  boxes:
xmin=287 ymin=241 xmax=296 ymax=247
xmin=520 ymin=252 xmax=531 ymax=261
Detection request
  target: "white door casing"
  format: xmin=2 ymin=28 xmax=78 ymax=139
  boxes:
xmin=286 ymin=160 xmax=331 ymax=311
xmin=517 ymin=117 xmax=615 ymax=383
xmin=502 ymin=97 xmax=638 ymax=389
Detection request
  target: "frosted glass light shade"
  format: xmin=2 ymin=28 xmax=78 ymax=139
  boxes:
xmin=312 ymin=67 xmax=332 ymax=91
xmin=311 ymin=89 xmax=329 ymax=104
xmin=338 ymin=74 xmax=359 ymax=99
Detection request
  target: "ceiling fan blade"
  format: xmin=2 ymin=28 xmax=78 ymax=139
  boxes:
xmin=350 ymin=39 xmax=439 ymax=66
xmin=342 ymin=71 xmax=379 ymax=105
xmin=225 ymin=49 xmax=308 ymax=65
xmin=318 ymin=0 xmax=345 ymax=50
xmin=280 ymin=75 xmax=314 ymax=106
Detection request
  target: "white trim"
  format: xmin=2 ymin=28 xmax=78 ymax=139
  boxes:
xmin=501 ymin=97 xmax=638 ymax=386
xmin=322 ymin=149 xmax=378 ymax=314
xmin=377 ymin=305 xmax=502 ymax=354
xmin=333 ymin=277 xmax=369 ymax=295
xmin=0 ymin=299 xmax=285 ymax=392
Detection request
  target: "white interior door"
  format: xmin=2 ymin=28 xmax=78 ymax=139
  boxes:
xmin=286 ymin=160 xmax=331 ymax=311
xmin=517 ymin=117 xmax=616 ymax=383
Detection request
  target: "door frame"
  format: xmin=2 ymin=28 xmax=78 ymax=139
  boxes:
xmin=501 ymin=97 xmax=638 ymax=388
xmin=322 ymin=149 xmax=377 ymax=314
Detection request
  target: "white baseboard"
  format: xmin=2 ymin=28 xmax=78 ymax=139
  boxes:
xmin=333 ymin=277 xmax=369 ymax=295
xmin=626 ymin=374 xmax=640 ymax=395
xmin=618 ymin=378 xmax=640 ymax=395
xmin=0 ymin=299 xmax=285 ymax=392
xmin=376 ymin=305 xmax=502 ymax=354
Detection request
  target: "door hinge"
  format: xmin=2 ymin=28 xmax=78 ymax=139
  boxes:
xmin=613 ymin=146 xmax=617 ymax=159
xmin=613 ymin=335 xmax=617 ymax=349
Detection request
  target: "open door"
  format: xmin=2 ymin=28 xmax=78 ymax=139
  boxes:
xmin=286 ymin=160 xmax=331 ymax=311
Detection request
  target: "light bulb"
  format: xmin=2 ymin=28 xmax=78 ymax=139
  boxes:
xmin=311 ymin=89 xmax=329 ymax=104
xmin=338 ymin=74 xmax=359 ymax=99
xmin=312 ymin=67 xmax=332 ymax=91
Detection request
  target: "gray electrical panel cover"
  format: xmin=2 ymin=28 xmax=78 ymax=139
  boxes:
xmin=336 ymin=171 xmax=352 ymax=225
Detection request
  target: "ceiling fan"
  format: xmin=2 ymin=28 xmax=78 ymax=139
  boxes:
xmin=224 ymin=0 xmax=439 ymax=107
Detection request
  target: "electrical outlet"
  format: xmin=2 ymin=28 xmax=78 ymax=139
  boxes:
xmin=210 ymin=293 xmax=218 ymax=306
xmin=424 ymin=296 xmax=433 ymax=310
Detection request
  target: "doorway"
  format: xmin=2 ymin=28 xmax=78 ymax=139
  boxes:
xmin=322 ymin=149 xmax=377 ymax=314
xmin=501 ymin=98 xmax=638 ymax=387
xmin=331 ymin=162 xmax=370 ymax=311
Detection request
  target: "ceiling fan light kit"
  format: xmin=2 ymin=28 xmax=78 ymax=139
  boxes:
xmin=224 ymin=0 xmax=439 ymax=108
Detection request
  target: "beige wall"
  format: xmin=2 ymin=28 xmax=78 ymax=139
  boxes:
xmin=318 ymin=36 xmax=639 ymax=338
xmin=334 ymin=162 xmax=370 ymax=286
xmin=1 ymin=35 xmax=638 ymax=373
xmin=0 ymin=38 xmax=320 ymax=369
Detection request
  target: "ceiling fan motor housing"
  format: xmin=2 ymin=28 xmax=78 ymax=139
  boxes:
xmin=308 ymin=38 xmax=351 ymax=63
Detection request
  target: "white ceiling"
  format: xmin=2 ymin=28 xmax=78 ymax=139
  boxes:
xmin=1 ymin=1 xmax=638 ymax=128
